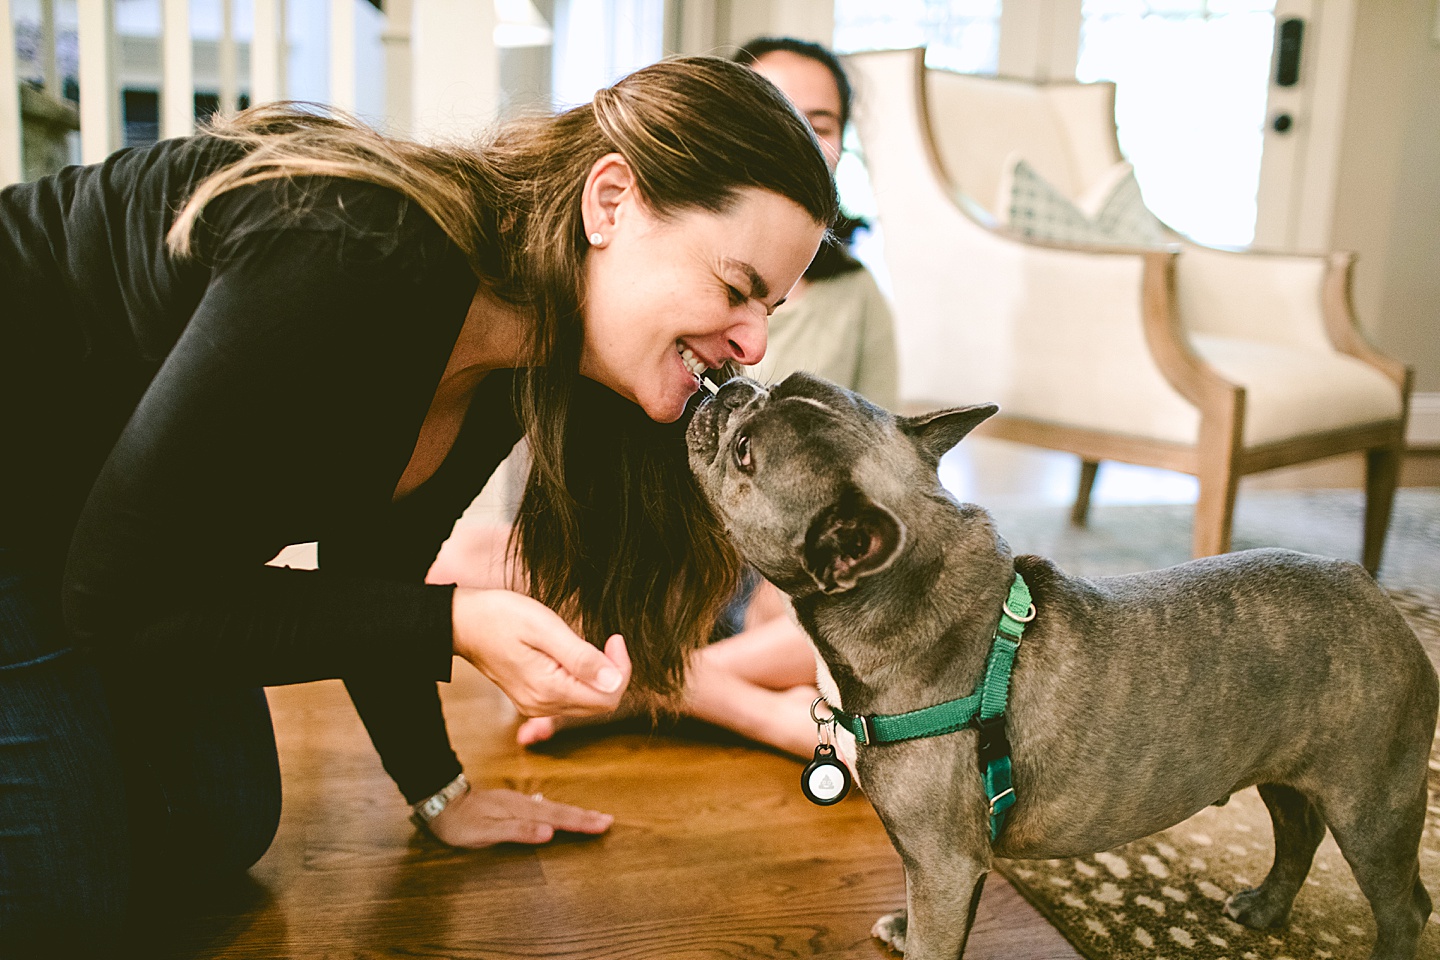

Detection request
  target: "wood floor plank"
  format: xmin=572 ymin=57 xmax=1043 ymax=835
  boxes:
xmin=147 ymin=664 xmax=1080 ymax=959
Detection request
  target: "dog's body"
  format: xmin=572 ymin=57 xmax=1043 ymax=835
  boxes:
xmin=686 ymin=373 xmax=1438 ymax=960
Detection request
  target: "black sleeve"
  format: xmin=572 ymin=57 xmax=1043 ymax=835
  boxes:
xmin=327 ymin=372 xmax=525 ymax=804
xmin=61 ymin=199 xmax=476 ymax=687
xmin=343 ymin=676 xmax=462 ymax=804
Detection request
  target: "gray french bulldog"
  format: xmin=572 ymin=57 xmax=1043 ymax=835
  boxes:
xmin=685 ymin=372 xmax=1438 ymax=960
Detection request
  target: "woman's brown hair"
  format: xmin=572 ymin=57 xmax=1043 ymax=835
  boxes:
xmin=168 ymin=56 xmax=838 ymax=702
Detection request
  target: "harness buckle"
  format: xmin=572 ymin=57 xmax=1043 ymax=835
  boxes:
xmin=975 ymin=713 xmax=1011 ymax=767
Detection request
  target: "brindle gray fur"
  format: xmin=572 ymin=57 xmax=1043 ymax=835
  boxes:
xmin=686 ymin=372 xmax=1438 ymax=960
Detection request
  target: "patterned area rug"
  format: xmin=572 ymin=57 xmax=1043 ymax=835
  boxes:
xmin=981 ymin=490 xmax=1440 ymax=959
xmin=984 ymin=489 xmax=1439 ymax=593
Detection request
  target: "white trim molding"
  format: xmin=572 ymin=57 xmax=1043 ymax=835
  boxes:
xmin=0 ymin=0 xmax=22 ymax=186
xmin=1409 ymin=391 xmax=1440 ymax=448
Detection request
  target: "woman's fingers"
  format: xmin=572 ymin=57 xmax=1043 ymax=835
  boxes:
xmin=425 ymin=788 xmax=614 ymax=849
xmin=491 ymin=790 xmax=615 ymax=834
xmin=452 ymin=588 xmax=631 ymax=717
xmin=456 ymin=817 xmax=556 ymax=848
xmin=528 ymin=627 xmax=630 ymax=699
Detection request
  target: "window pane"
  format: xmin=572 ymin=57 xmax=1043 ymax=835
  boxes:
xmin=834 ymin=0 xmax=1002 ymax=76
xmin=1077 ymin=0 xmax=1275 ymax=246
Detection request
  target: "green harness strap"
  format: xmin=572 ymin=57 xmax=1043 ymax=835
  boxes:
xmin=827 ymin=573 xmax=1033 ymax=842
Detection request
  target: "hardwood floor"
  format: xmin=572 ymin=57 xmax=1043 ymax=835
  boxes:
xmin=151 ymin=662 xmax=1080 ymax=959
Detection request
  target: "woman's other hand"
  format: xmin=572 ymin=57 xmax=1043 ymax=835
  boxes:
xmin=452 ymin=588 xmax=630 ymax=717
xmin=426 ymin=788 xmax=614 ymax=848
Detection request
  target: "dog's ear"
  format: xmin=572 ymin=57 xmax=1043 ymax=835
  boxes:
xmin=803 ymin=487 xmax=907 ymax=595
xmin=898 ymin=403 xmax=999 ymax=466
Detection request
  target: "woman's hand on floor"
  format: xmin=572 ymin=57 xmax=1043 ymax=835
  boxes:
xmin=426 ymin=787 xmax=614 ymax=848
xmin=451 ymin=588 xmax=631 ymax=717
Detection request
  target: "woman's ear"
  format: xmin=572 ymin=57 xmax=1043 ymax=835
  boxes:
xmin=581 ymin=152 xmax=636 ymax=245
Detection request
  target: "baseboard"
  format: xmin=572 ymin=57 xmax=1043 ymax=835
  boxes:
xmin=1411 ymin=392 xmax=1440 ymax=449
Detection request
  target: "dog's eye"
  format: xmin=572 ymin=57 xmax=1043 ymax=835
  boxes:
xmin=733 ymin=433 xmax=753 ymax=471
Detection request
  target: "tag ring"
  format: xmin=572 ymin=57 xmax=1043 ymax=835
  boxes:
xmin=810 ymin=697 xmax=835 ymax=725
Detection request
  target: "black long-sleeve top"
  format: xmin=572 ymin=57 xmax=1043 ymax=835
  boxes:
xmin=0 ymin=135 xmax=523 ymax=802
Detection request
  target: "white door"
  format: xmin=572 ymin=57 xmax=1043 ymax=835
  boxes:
xmin=1077 ymin=0 xmax=1353 ymax=253
xmin=1076 ymin=0 xmax=1278 ymax=248
xmin=1252 ymin=0 xmax=1356 ymax=253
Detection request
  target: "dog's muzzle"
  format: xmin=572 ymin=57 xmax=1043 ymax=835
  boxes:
xmin=686 ymin=377 xmax=767 ymax=467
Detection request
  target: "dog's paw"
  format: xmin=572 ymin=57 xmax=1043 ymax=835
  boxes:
xmin=1223 ymin=887 xmax=1291 ymax=929
xmin=871 ymin=911 xmax=907 ymax=954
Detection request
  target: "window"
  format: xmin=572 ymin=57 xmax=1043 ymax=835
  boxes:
xmin=833 ymin=0 xmax=1002 ymax=75
xmin=1077 ymin=0 xmax=1276 ymax=246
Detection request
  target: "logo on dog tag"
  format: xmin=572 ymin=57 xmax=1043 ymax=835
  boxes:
xmin=801 ymin=743 xmax=851 ymax=805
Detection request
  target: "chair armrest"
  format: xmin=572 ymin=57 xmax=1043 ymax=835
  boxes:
xmin=1322 ymin=251 xmax=1410 ymax=392
xmin=1174 ymin=243 xmax=1339 ymax=353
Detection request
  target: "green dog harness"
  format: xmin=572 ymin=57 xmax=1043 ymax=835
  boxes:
xmin=822 ymin=573 xmax=1033 ymax=842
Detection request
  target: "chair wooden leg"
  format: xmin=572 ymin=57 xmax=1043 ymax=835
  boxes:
xmin=1192 ymin=465 xmax=1239 ymax=559
xmin=1071 ymin=460 xmax=1100 ymax=527
xmin=1362 ymin=443 xmax=1402 ymax=576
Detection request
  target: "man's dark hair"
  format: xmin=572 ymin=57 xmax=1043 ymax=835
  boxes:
xmin=733 ymin=37 xmax=853 ymax=129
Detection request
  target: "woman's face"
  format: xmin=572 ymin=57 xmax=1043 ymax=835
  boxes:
xmin=580 ymin=155 xmax=824 ymax=423
xmin=749 ymin=51 xmax=845 ymax=173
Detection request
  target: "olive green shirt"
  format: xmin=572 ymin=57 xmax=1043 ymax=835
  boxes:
xmin=743 ymin=266 xmax=899 ymax=410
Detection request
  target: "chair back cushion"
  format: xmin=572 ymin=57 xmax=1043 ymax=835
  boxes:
xmin=925 ymin=70 xmax=1123 ymax=217
xmin=997 ymin=157 xmax=1167 ymax=246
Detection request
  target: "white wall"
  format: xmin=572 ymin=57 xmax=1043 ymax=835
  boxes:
xmin=1329 ymin=0 xmax=1440 ymax=399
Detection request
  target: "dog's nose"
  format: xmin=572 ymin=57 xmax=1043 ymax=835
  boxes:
xmin=716 ymin=377 xmax=764 ymax=411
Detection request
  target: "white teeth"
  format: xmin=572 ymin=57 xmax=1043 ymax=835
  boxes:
xmin=677 ymin=341 xmax=708 ymax=377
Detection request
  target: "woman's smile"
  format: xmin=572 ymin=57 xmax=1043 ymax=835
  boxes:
xmin=580 ymin=175 xmax=825 ymax=423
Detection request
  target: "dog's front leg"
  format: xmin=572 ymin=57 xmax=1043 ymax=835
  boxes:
xmin=865 ymin=742 xmax=994 ymax=958
xmin=876 ymin=851 xmax=989 ymax=959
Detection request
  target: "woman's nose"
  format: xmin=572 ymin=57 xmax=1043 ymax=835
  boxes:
xmin=726 ymin=312 xmax=767 ymax=366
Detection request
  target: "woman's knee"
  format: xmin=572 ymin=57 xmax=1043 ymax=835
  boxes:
xmin=132 ymin=685 xmax=283 ymax=878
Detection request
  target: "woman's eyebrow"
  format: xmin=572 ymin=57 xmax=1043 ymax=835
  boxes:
xmin=723 ymin=259 xmax=771 ymax=301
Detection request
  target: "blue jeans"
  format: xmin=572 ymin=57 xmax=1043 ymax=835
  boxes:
xmin=0 ymin=548 xmax=282 ymax=956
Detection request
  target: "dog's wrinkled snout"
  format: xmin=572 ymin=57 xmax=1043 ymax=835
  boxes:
xmin=716 ymin=377 xmax=764 ymax=413
xmin=709 ymin=378 xmax=765 ymax=451
xmin=687 ymin=377 xmax=768 ymax=476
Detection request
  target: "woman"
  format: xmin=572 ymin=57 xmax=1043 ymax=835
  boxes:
xmin=0 ymin=56 xmax=834 ymax=951
xmin=512 ymin=38 xmax=893 ymax=760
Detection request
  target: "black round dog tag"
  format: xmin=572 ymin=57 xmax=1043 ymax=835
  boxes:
xmin=801 ymin=743 xmax=851 ymax=805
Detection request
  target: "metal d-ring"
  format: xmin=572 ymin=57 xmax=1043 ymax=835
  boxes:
xmin=1002 ymin=603 xmax=1037 ymax=624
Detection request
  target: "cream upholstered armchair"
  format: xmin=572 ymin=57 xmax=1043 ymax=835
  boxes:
xmin=843 ymin=47 xmax=1411 ymax=575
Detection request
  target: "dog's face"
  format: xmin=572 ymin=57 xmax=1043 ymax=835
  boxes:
xmin=686 ymin=372 xmax=997 ymax=597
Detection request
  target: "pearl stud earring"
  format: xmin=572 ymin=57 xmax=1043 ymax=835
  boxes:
xmin=589 ymin=232 xmax=605 ymax=246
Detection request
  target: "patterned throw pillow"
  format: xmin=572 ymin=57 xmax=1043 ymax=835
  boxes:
xmin=995 ymin=157 xmax=1168 ymax=247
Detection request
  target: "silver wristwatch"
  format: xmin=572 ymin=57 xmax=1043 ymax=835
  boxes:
xmin=410 ymin=772 xmax=470 ymax=829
